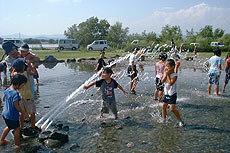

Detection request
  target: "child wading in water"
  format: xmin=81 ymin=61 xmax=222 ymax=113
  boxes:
xmin=222 ymin=53 xmax=230 ymax=93
xmin=0 ymin=74 xmax=29 ymax=149
xmin=161 ymin=59 xmax=184 ymax=127
xmin=208 ymin=49 xmax=222 ymax=96
xmin=154 ymin=53 xmax=167 ymax=102
xmin=84 ymin=67 xmax=128 ymax=119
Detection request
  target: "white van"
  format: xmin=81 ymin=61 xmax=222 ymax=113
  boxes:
xmin=3 ymin=38 xmax=24 ymax=47
xmin=58 ymin=39 xmax=79 ymax=50
xmin=87 ymin=40 xmax=108 ymax=51
xmin=210 ymin=42 xmax=225 ymax=47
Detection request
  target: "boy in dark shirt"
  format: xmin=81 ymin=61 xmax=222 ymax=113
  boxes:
xmin=84 ymin=67 xmax=127 ymax=119
xmin=95 ymin=51 xmax=106 ymax=72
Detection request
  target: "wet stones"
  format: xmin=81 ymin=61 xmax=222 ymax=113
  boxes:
xmin=66 ymin=58 xmax=76 ymax=62
xmin=44 ymin=139 xmax=62 ymax=148
xmin=127 ymin=142 xmax=134 ymax=148
xmin=69 ymin=143 xmax=80 ymax=150
xmin=38 ymin=131 xmax=52 ymax=142
xmin=50 ymin=132 xmax=69 ymax=143
xmin=21 ymin=127 xmax=40 ymax=138
xmin=185 ymin=56 xmax=193 ymax=61
xmin=38 ymin=131 xmax=69 ymax=148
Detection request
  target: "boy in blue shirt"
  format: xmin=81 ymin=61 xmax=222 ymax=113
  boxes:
xmin=84 ymin=67 xmax=128 ymax=120
xmin=0 ymin=74 xmax=29 ymax=149
xmin=208 ymin=49 xmax=222 ymax=96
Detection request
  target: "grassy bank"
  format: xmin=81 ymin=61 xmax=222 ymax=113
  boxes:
xmin=0 ymin=50 xmax=126 ymax=60
xmin=0 ymin=49 xmax=229 ymax=60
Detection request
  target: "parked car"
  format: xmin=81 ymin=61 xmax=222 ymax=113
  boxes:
xmin=87 ymin=40 xmax=108 ymax=51
xmin=3 ymin=38 xmax=24 ymax=47
xmin=190 ymin=43 xmax=200 ymax=46
xmin=210 ymin=42 xmax=225 ymax=47
xmin=58 ymin=39 xmax=79 ymax=50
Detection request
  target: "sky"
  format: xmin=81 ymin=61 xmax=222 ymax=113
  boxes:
xmin=0 ymin=0 xmax=230 ymax=37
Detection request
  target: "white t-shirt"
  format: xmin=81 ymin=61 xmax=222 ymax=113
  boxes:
xmin=5 ymin=55 xmax=16 ymax=69
xmin=129 ymin=54 xmax=136 ymax=66
xmin=164 ymin=73 xmax=177 ymax=96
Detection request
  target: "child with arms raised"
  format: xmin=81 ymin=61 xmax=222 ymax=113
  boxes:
xmin=84 ymin=67 xmax=128 ymax=119
xmin=0 ymin=74 xmax=29 ymax=149
xmin=161 ymin=59 xmax=184 ymax=127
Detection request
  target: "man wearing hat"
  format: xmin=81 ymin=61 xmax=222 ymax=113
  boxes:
xmin=2 ymin=41 xmax=20 ymax=72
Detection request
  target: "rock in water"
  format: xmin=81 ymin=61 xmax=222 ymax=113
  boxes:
xmin=70 ymin=143 xmax=80 ymax=150
xmin=38 ymin=131 xmax=52 ymax=142
xmin=43 ymin=55 xmax=58 ymax=63
xmin=22 ymin=127 xmax=39 ymax=138
xmin=127 ymin=142 xmax=134 ymax=148
xmin=44 ymin=139 xmax=61 ymax=148
xmin=49 ymin=132 xmax=69 ymax=143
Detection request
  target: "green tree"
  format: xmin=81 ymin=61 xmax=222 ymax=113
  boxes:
xmin=23 ymin=38 xmax=41 ymax=44
xmin=159 ymin=24 xmax=182 ymax=43
xmin=48 ymin=39 xmax=57 ymax=44
xmin=64 ymin=17 xmax=110 ymax=47
xmin=198 ymin=25 xmax=213 ymax=38
xmin=107 ymin=22 xmax=129 ymax=48
xmin=186 ymin=28 xmax=197 ymax=42
xmin=218 ymin=33 xmax=230 ymax=46
xmin=214 ymin=28 xmax=224 ymax=39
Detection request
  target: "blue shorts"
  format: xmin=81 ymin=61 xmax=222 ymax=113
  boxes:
xmin=3 ymin=116 xmax=20 ymax=130
xmin=209 ymin=73 xmax=220 ymax=85
xmin=162 ymin=93 xmax=177 ymax=104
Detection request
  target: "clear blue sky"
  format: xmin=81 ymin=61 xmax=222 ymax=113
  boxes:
xmin=0 ymin=0 xmax=230 ymax=36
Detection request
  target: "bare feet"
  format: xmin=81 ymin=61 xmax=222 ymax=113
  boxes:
xmin=0 ymin=139 xmax=11 ymax=146
xmin=14 ymin=143 xmax=28 ymax=149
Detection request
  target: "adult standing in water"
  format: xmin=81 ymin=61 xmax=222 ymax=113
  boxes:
xmin=1 ymin=41 xmax=20 ymax=73
xmin=128 ymin=48 xmax=139 ymax=94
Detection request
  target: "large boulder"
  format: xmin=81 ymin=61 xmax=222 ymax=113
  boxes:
xmin=49 ymin=132 xmax=69 ymax=143
xmin=43 ymin=55 xmax=58 ymax=63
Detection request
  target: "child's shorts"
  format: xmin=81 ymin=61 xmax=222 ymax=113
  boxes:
xmin=20 ymin=99 xmax=36 ymax=114
xmin=209 ymin=73 xmax=220 ymax=85
xmin=3 ymin=116 xmax=20 ymax=130
xmin=155 ymin=77 xmax=164 ymax=91
xmin=162 ymin=93 xmax=177 ymax=104
xmin=101 ymin=101 xmax=118 ymax=114
xmin=224 ymin=70 xmax=230 ymax=84
xmin=127 ymin=65 xmax=137 ymax=78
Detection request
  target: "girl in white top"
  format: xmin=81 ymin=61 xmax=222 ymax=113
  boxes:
xmin=161 ymin=59 xmax=184 ymax=127
xmin=154 ymin=53 xmax=167 ymax=102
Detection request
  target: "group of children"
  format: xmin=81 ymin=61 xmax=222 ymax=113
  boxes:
xmin=0 ymin=41 xmax=40 ymax=149
xmin=85 ymin=47 xmax=230 ymax=129
xmin=1 ymin=42 xmax=230 ymax=149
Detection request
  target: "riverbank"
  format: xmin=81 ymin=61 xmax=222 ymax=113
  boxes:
xmin=0 ymin=49 xmax=229 ymax=60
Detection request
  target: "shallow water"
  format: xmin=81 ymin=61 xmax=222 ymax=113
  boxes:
xmin=0 ymin=60 xmax=230 ymax=152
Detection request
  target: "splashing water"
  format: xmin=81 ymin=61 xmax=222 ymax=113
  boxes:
xmin=36 ymin=53 xmax=131 ymax=129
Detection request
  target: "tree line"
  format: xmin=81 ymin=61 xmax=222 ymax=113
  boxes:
xmin=64 ymin=17 xmax=230 ymax=51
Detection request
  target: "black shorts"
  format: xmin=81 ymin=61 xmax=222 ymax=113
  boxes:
xmin=162 ymin=93 xmax=177 ymax=104
xmin=127 ymin=65 xmax=137 ymax=78
xmin=155 ymin=77 xmax=164 ymax=91
xmin=3 ymin=116 xmax=20 ymax=130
